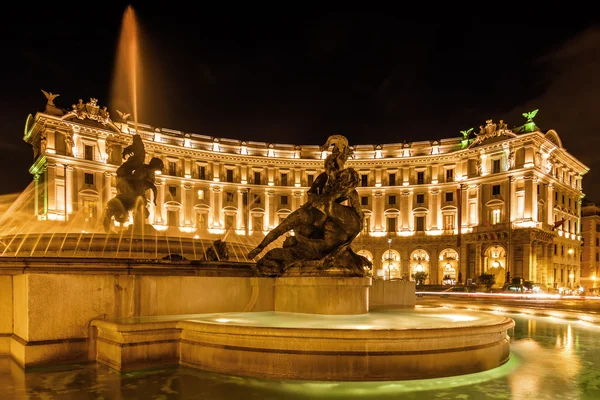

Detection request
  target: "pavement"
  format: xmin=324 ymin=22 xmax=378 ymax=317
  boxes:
xmin=416 ymin=293 xmax=600 ymax=324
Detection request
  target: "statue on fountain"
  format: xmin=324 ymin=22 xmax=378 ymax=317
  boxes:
xmin=247 ymin=135 xmax=371 ymax=277
xmin=102 ymin=134 xmax=164 ymax=233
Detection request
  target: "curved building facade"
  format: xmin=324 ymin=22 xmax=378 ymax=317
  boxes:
xmin=23 ymin=97 xmax=589 ymax=290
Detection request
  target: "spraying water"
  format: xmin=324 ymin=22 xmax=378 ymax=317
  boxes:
xmin=111 ymin=5 xmax=141 ymax=129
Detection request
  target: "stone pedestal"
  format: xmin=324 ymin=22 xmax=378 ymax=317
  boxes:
xmin=274 ymin=275 xmax=372 ymax=315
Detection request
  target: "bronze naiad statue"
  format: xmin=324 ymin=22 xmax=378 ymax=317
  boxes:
xmin=247 ymin=135 xmax=371 ymax=277
xmin=102 ymin=134 xmax=164 ymax=233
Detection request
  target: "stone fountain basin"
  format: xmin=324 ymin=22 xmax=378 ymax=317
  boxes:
xmin=92 ymin=307 xmax=515 ymax=381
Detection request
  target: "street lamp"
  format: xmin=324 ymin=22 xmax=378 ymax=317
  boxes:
xmin=569 ymin=272 xmax=575 ymax=288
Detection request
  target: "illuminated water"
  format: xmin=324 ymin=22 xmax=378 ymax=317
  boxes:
xmin=2 ymin=312 xmax=600 ymax=399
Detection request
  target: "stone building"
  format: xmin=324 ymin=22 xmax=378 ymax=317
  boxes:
xmin=581 ymin=200 xmax=600 ymax=293
xmin=23 ymin=97 xmax=589 ymax=289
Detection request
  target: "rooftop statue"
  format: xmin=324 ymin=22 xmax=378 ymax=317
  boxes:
xmin=247 ymin=135 xmax=371 ymax=277
xmin=41 ymin=90 xmax=60 ymax=106
xmin=102 ymin=134 xmax=164 ymax=233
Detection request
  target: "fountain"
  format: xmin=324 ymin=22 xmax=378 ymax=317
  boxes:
xmin=0 ymin=4 xmax=514 ymax=386
xmin=90 ymin=133 xmax=515 ymax=381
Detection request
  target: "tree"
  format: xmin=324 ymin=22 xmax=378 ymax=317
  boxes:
xmin=411 ymin=271 xmax=429 ymax=285
xmin=477 ymin=273 xmax=496 ymax=291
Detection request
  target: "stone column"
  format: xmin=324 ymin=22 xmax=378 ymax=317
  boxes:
xmin=45 ymin=162 xmax=56 ymax=215
xmin=237 ymin=189 xmax=244 ymax=230
xmin=156 ymin=178 xmax=165 ymax=224
xmin=212 ymin=161 xmax=221 ymax=182
xmin=209 ymin=187 xmax=219 ymax=227
xmin=429 ymin=252 xmax=439 ymax=284
xmin=103 ymin=172 xmax=112 ymax=207
xmin=476 ymin=243 xmax=483 ymax=277
xmin=523 ymin=243 xmax=532 ymax=281
xmin=182 ymin=183 xmax=192 ymax=226
xmin=476 ymin=184 xmax=482 ymax=226
xmin=374 ymin=191 xmax=383 ymax=232
xmin=66 ymin=166 xmax=74 ymax=217
xmin=33 ymin=174 xmax=39 ymax=217
xmin=401 ymin=247 xmax=411 ymax=279
xmin=408 ymin=191 xmax=414 ymax=231
xmin=400 ymin=190 xmax=410 ymax=230
xmin=524 ymin=173 xmax=535 ymax=220
xmin=267 ymin=191 xmax=275 ymax=230
xmin=461 ymin=185 xmax=468 ymax=229
xmin=459 ymin=245 xmax=468 ymax=284
xmin=531 ymin=243 xmax=538 ymax=283
xmin=430 ymin=189 xmax=439 ymax=230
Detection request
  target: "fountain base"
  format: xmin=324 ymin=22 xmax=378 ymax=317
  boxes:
xmin=92 ymin=308 xmax=514 ymax=381
xmin=274 ymin=275 xmax=371 ymax=314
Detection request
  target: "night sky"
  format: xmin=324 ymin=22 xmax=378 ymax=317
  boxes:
xmin=1 ymin=6 xmax=599 ymax=200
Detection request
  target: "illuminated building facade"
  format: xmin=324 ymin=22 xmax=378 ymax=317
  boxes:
xmin=581 ymin=200 xmax=600 ymax=293
xmin=23 ymin=98 xmax=588 ymax=289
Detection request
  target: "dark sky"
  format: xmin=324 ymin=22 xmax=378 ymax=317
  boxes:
xmin=1 ymin=5 xmax=599 ymax=200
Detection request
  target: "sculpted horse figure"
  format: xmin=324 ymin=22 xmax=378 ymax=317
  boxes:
xmin=102 ymin=157 xmax=164 ymax=233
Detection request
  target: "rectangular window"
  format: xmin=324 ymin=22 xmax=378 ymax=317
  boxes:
xmin=253 ymin=194 xmax=261 ymax=204
xmin=361 ymin=174 xmax=368 ymax=187
xmin=445 ymin=192 xmax=453 ymax=202
xmin=197 ymin=189 xmax=205 ymax=200
xmin=168 ymin=186 xmax=177 ymax=197
xmin=597 ymin=252 xmax=599 ymax=262
xmin=416 ymin=194 xmax=425 ymax=204
xmin=416 ymin=216 xmax=425 ymax=231
xmin=446 ymin=169 xmax=453 ymax=182
xmin=281 ymin=195 xmax=288 ymax=205
xmin=596 ymin=224 xmax=600 ymax=233
xmin=254 ymin=171 xmax=261 ymax=184
xmin=417 ymin=171 xmax=424 ymax=184
xmin=387 ymin=217 xmax=396 ymax=232
xmin=226 ymin=169 xmax=234 ymax=183
xmin=493 ymin=159 xmax=501 ymax=173
xmin=596 ymin=238 xmax=599 ymax=247
xmin=281 ymin=173 xmax=288 ymax=186
xmin=389 ymin=173 xmax=396 ymax=186
xmin=307 ymin=174 xmax=314 ymax=186
xmin=198 ymin=166 xmax=206 ymax=180
xmin=492 ymin=185 xmax=501 ymax=196
xmin=168 ymin=161 xmax=177 ymax=176
xmin=361 ymin=196 xmax=369 ymax=206
xmin=444 ymin=214 xmax=454 ymax=230
xmin=84 ymin=145 xmax=94 ymax=161
xmin=492 ymin=209 xmax=501 ymax=224
xmin=389 ymin=195 xmax=396 ymax=205
xmin=84 ymin=172 xmax=94 ymax=185
xmin=226 ymin=192 xmax=234 ymax=202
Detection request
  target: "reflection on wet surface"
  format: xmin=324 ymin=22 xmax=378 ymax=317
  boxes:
xmin=2 ymin=313 xmax=600 ymax=399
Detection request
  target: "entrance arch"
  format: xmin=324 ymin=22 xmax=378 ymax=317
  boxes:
xmin=381 ymin=249 xmax=400 ymax=280
xmin=484 ymin=245 xmax=507 ymax=287
xmin=438 ymin=248 xmax=459 ymax=285
xmin=410 ymin=249 xmax=430 ymax=283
